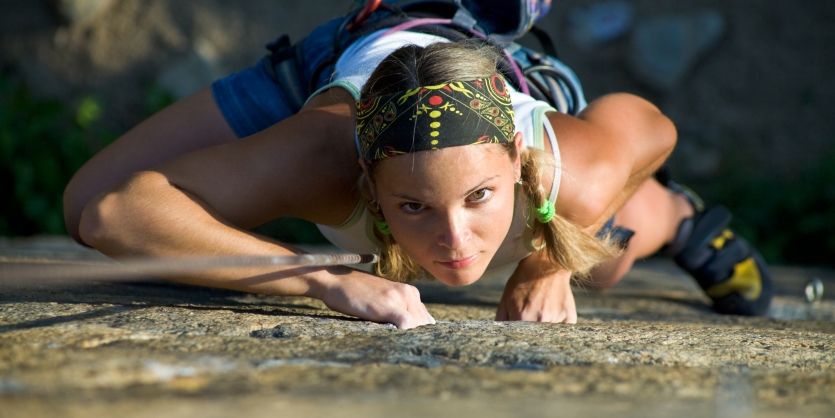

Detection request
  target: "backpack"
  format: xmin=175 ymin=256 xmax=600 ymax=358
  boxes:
xmin=263 ymin=0 xmax=585 ymax=116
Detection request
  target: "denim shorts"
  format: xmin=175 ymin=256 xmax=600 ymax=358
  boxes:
xmin=211 ymin=17 xmax=346 ymax=138
xmin=597 ymin=217 xmax=616 ymax=238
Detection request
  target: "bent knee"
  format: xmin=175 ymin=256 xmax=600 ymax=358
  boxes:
xmin=586 ymin=255 xmax=635 ymax=290
xmin=585 ymin=274 xmax=621 ymax=291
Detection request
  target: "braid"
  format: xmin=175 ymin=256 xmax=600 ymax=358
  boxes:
xmin=517 ymin=146 xmax=620 ymax=279
xmin=358 ymin=42 xmax=616 ymax=283
xmin=358 ymin=173 xmax=425 ymax=283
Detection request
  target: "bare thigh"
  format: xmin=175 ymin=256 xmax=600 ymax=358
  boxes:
xmin=587 ymin=178 xmax=689 ymax=289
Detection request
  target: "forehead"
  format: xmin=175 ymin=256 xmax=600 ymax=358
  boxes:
xmin=373 ymin=145 xmax=512 ymax=195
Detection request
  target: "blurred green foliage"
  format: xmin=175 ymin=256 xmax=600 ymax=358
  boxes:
xmin=75 ymin=96 xmax=102 ymax=128
xmin=0 ymin=73 xmax=324 ymax=243
xmin=143 ymin=85 xmax=176 ymax=118
xmin=0 ymin=72 xmax=111 ymax=235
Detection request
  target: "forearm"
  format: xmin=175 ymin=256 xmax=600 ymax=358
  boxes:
xmin=78 ymin=170 xmax=350 ymax=299
xmin=497 ymin=251 xmax=576 ymax=323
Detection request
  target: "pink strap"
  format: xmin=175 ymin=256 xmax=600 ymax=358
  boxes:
xmin=379 ymin=18 xmax=454 ymax=37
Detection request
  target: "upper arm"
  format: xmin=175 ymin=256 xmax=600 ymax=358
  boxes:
xmin=549 ymin=93 xmax=677 ymax=228
xmin=64 ymin=87 xmax=238 ymax=243
xmin=152 ymin=88 xmax=362 ymax=229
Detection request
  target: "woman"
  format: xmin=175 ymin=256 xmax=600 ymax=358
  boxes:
xmin=63 ymin=15 xmax=771 ymax=328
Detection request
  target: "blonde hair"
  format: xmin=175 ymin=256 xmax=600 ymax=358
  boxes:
xmin=359 ymin=42 xmax=619 ymax=283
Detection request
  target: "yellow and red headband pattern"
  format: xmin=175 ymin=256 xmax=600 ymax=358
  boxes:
xmin=356 ymin=75 xmax=515 ymax=161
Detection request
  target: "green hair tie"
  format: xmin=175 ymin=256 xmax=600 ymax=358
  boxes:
xmin=374 ymin=219 xmax=391 ymax=235
xmin=533 ymin=200 xmax=556 ymax=223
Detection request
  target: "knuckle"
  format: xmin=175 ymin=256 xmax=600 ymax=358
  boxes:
xmin=396 ymin=284 xmax=422 ymax=302
xmin=518 ymin=304 xmax=539 ymax=319
xmin=401 ymin=284 xmax=420 ymax=299
xmin=382 ymin=286 xmax=406 ymax=301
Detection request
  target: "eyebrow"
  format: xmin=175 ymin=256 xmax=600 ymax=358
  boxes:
xmin=389 ymin=174 xmax=502 ymax=201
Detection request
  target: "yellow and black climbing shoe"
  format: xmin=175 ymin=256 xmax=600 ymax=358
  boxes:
xmin=661 ymin=183 xmax=774 ymax=316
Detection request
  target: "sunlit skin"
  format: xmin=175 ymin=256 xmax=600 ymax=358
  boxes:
xmin=69 ymin=85 xmax=679 ymax=328
xmin=368 ymin=135 xmax=523 ymax=286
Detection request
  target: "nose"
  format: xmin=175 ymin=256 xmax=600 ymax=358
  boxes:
xmin=436 ymin=210 xmax=471 ymax=249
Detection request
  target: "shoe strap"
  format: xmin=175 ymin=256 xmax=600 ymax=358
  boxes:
xmin=661 ymin=217 xmax=694 ymax=256
xmin=666 ymin=181 xmax=705 ymax=213
xmin=660 ymin=181 xmax=725 ymax=258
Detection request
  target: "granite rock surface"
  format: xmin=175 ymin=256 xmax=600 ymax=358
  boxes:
xmin=1 ymin=237 xmax=834 ymax=417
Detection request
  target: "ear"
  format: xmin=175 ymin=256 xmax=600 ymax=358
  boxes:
xmin=358 ymin=158 xmax=378 ymax=201
xmin=513 ymin=132 xmax=524 ymax=180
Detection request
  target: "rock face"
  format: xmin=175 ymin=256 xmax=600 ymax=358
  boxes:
xmin=626 ymin=11 xmax=726 ymax=92
xmin=2 ymin=237 xmax=835 ymax=417
xmin=53 ymin=0 xmax=115 ymax=26
xmin=1 ymin=0 xmax=833 ymax=180
xmin=155 ymin=38 xmax=226 ymax=100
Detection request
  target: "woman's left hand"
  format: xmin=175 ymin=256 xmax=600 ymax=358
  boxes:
xmin=495 ymin=252 xmax=577 ymax=323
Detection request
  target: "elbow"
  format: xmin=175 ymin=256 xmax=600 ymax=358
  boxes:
xmin=638 ymin=98 xmax=677 ymax=161
xmin=657 ymin=112 xmax=677 ymax=157
xmin=77 ymin=190 xmax=118 ymax=249
xmin=78 ymin=171 xmax=165 ymax=250
xmin=561 ymin=179 xmax=615 ymax=230
xmin=572 ymin=198 xmax=611 ymax=231
xmin=63 ymin=180 xmax=86 ymax=245
xmin=64 ymin=172 xmax=100 ymax=245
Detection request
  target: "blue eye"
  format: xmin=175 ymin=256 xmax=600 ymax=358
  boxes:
xmin=401 ymin=202 xmax=426 ymax=214
xmin=469 ymin=188 xmax=492 ymax=202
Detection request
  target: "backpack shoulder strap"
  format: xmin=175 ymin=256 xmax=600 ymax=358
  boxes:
xmin=261 ymin=1 xmax=584 ymax=115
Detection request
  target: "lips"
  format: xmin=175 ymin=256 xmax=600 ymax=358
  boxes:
xmin=437 ymin=254 xmax=478 ymax=269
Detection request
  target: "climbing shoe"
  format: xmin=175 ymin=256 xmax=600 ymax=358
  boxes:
xmin=661 ymin=182 xmax=774 ymax=316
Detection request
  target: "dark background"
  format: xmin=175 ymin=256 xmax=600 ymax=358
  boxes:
xmin=1 ymin=0 xmax=833 ymax=266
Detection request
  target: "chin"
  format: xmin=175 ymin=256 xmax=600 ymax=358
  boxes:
xmin=431 ymin=266 xmax=487 ymax=287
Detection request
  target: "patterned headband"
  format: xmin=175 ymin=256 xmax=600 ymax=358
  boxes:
xmin=356 ymin=75 xmax=516 ymax=161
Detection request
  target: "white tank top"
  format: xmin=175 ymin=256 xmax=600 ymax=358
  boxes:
xmin=310 ymin=30 xmax=561 ymax=273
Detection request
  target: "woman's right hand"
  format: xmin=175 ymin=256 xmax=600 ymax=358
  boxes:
xmin=317 ymin=271 xmax=435 ymax=330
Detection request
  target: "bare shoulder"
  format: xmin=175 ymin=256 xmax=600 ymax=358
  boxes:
xmin=154 ymin=87 xmax=362 ymax=228
xmin=544 ymin=93 xmax=676 ymax=228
